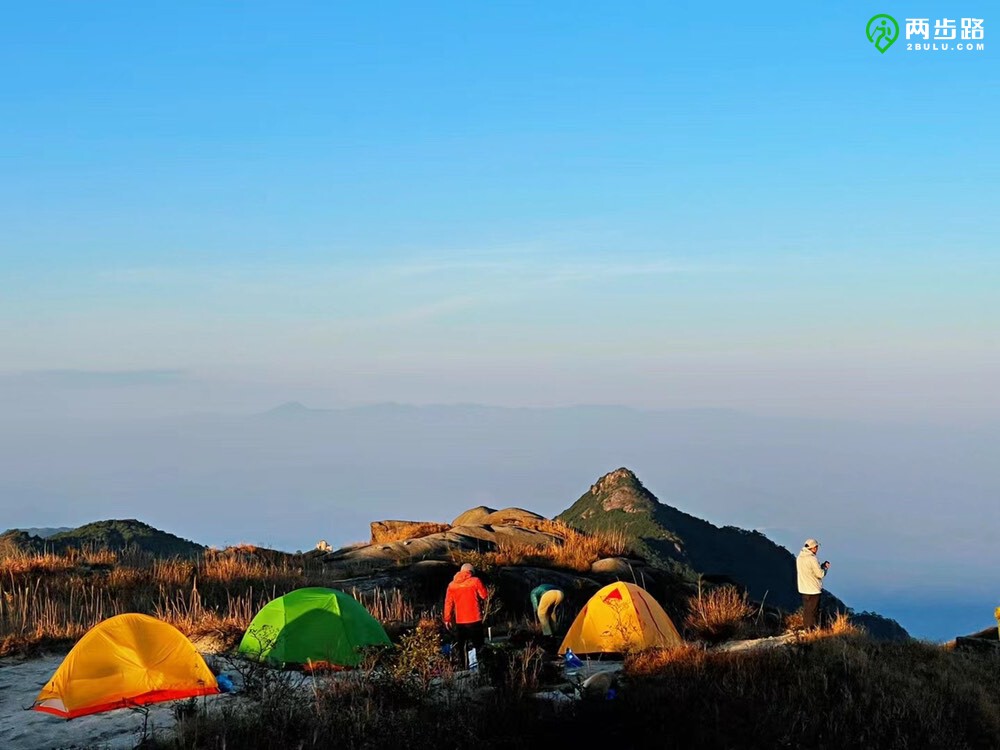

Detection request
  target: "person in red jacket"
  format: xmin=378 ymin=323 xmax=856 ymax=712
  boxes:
xmin=443 ymin=563 xmax=489 ymax=664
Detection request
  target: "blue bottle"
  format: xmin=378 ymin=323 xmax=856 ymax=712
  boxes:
xmin=564 ymin=648 xmax=584 ymax=670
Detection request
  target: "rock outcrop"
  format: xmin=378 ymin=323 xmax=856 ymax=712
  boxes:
xmin=479 ymin=508 xmax=548 ymax=529
xmin=328 ymin=505 xmax=570 ymax=575
xmin=324 ymin=523 xmax=564 ymax=573
xmin=451 ymin=506 xmax=496 ymax=526
xmin=370 ymin=520 xmax=450 ymax=544
xmin=590 ymin=557 xmax=647 ymax=577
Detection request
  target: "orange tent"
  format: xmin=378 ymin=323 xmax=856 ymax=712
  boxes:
xmin=559 ymin=582 xmax=683 ymax=654
xmin=34 ymin=613 xmax=218 ymax=719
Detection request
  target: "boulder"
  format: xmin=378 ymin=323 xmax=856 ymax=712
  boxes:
xmin=325 ymin=524 xmax=565 ymax=571
xmin=581 ymin=671 xmax=618 ymax=700
xmin=954 ymin=636 xmax=1000 ymax=655
xmin=370 ymin=520 xmax=450 ymax=544
xmin=326 ymin=530 xmax=481 ymax=567
xmin=316 ymin=559 xmax=458 ymax=626
xmin=451 ymin=506 xmax=556 ymax=532
xmin=590 ymin=557 xmax=645 ymax=577
xmin=480 ymin=507 xmax=548 ymax=529
xmin=451 ymin=506 xmax=497 ymax=526
xmin=451 ymin=524 xmax=562 ymax=548
xmin=493 ymin=566 xmax=601 ymax=617
xmin=963 ymin=626 xmax=999 ymax=640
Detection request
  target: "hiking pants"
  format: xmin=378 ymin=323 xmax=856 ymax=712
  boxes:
xmin=802 ymin=593 xmax=821 ymax=629
xmin=537 ymin=589 xmax=565 ymax=636
xmin=455 ymin=621 xmax=485 ymax=666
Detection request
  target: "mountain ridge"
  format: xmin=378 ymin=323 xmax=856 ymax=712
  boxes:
xmin=561 ymin=468 xmax=834 ymax=611
xmin=2 ymin=473 xmax=909 ymax=639
xmin=2 ymin=519 xmax=204 ymax=557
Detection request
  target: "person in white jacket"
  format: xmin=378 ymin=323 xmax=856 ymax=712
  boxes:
xmin=796 ymin=538 xmax=830 ymax=629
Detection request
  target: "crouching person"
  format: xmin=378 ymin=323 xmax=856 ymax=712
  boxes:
xmin=530 ymin=583 xmax=565 ymax=637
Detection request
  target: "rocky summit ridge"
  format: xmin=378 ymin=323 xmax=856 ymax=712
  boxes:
xmin=559 ymin=467 xmax=818 ymax=612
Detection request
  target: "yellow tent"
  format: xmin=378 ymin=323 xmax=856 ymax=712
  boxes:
xmin=559 ymin=582 xmax=683 ymax=654
xmin=34 ymin=613 xmax=218 ymax=719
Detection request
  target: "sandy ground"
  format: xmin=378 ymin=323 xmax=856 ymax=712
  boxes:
xmin=0 ymin=654 xmax=228 ymax=750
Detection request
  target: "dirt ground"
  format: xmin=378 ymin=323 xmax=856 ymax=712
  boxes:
xmin=0 ymin=654 xmax=228 ymax=750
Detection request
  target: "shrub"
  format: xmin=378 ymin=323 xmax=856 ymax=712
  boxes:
xmin=391 ymin=618 xmax=451 ymax=690
xmin=685 ymin=583 xmax=754 ymax=642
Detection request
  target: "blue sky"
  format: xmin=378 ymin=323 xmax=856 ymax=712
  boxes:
xmin=1 ymin=3 xmax=998 ymax=637
xmin=1 ymin=2 xmax=997 ymax=422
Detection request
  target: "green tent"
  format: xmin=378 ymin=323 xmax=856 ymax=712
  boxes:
xmin=238 ymin=587 xmax=391 ymax=667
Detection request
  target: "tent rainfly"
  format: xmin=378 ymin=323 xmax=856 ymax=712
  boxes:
xmin=238 ymin=587 xmax=391 ymax=667
xmin=559 ymin=581 xmax=683 ymax=655
xmin=34 ymin=613 xmax=218 ymax=719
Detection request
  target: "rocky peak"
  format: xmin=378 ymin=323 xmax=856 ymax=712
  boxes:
xmin=586 ymin=467 xmax=658 ymax=515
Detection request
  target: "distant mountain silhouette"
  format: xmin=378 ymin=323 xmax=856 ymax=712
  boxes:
xmin=7 ymin=526 xmax=72 ymax=539
xmin=261 ymin=401 xmax=326 ymax=416
xmin=1 ymin=519 xmax=204 ymax=557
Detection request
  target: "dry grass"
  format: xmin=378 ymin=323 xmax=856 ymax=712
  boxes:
xmin=623 ymin=643 xmax=707 ymax=677
xmin=685 ymin=583 xmax=755 ymax=642
xmin=796 ymin=610 xmax=862 ymax=641
xmin=453 ymin=523 xmax=631 ymax=573
xmin=783 ymin=609 xmax=805 ymax=631
xmin=0 ymin=542 xmax=434 ymax=657
xmin=0 ymin=546 xmax=337 ymax=657
xmin=0 ymin=582 xmax=123 ymax=654
xmin=0 ymin=545 xmax=117 ymax=576
xmin=627 ymin=616 xmax=864 ymax=677
xmin=353 ymin=587 xmax=416 ymax=624
xmin=782 ymin=609 xmax=863 ymax=640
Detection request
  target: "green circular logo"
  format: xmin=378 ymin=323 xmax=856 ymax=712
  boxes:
xmin=866 ymin=14 xmax=900 ymax=53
